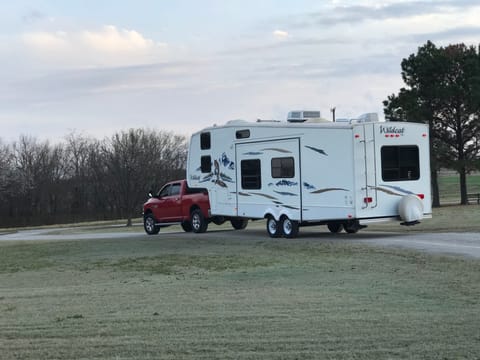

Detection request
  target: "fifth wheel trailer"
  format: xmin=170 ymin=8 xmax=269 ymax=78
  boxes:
xmin=186 ymin=111 xmax=432 ymax=238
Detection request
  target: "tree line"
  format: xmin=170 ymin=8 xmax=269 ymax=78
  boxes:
xmin=0 ymin=129 xmax=187 ymax=228
xmin=2 ymin=41 xmax=479 ymax=228
xmin=384 ymin=41 xmax=480 ymax=206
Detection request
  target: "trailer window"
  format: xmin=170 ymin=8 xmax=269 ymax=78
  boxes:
xmin=200 ymin=132 xmax=211 ymax=150
xmin=271 ymin=157 xmax=294 ymax=178
xmin=381 ymin=146 xmax=420 ymax=181
xmin=236 ymin=130 xmax=250 ymax=139
xmin=201 ymin=156 xmax=211 ymax=173
xmin=241 ymin=159 xmax=261 ymax=189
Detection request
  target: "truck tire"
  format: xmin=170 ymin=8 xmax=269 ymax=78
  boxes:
xmin=144 ymin=214 xmax=160 ymax=235
xmin=181 ymin=221 xmax=192 ymax=232
xmin=230 ymin=218 xmax=248 ymax=230
xmin=266 ymin=216 xmax=281 ymax=238
xmin=191 ymin=209 xmax=208 ymax=233
xmin=281 ymin=216 xmax=299 ymax=238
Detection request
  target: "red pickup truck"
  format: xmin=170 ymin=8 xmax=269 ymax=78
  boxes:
xmin=142 ymin=179 xmax=248 ymax=235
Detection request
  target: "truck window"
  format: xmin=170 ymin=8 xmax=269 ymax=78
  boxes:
xmin=200 ymin=132 xmax=211 ymax=150
xmin=381 ymin=145 xmax=420 ymax=181
xmin=271 ymin=157 xmax=294 ymax=178
xmin=201 ymin=156 xmax=211 ymax=173
xmin=241 ymin=159 xmax=261 ymax=189
xmin=186 ymin=185 xmax=207 ymax=194
xmin=170 ymin=183 xmax=181 ymax=196
xmin=158 ymin=184 xmax=171 ymax=197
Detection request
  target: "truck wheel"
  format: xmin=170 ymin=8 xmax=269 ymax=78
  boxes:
xmin=191 ymin=209 xmax=208 ymax=233
xmin=181 ymin=221 xmax=192 ymax=232
xmin=327 ymin=223 xmax=343 ymax=233
xmin=144 ymin=214 xmax=160 ymax=235
xmin=231 ymin=218 xmax=248 ymax=230
xmin=281 ymin=216 xmax=299 ymax=238
xmin=266 ymin=216 xmax=281 ymax=238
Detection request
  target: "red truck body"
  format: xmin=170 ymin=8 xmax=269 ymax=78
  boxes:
xmin=143 ymin=179 xmax=210 ymax=234
xmin=142 ymin=179 xmax=249 ymax=235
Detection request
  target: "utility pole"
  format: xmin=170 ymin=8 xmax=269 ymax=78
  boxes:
xmin=330 ymin=107 xmax=336 ymax=122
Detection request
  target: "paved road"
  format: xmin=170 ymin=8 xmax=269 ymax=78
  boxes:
xmin=358 ymin=232 xmax=480 ymax=259
xmin=0 ymin=228 xmax=145 ymax=241
xmin=1 ymin=227 xmax=480 ymax=259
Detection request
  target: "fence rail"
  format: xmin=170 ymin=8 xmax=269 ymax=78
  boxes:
xmin=467 ymin=193 xmax=480 ymax=205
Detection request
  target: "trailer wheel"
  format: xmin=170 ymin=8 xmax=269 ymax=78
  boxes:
xmin=212 ymin=216 xmax=226 ymax=225
xmin=281 ymin=216 xmax=299 ymax=238
xmin=231 ymin=218 xmax=248 ymax=230
xmin=266 ymin=216 xmax=281 ymax=238
xmin=144 ymin=214 xmax=160 ymax=235
xmin=191 ymin=209 xmax=208 ymax=233
xmin=327 ymin=223 xmax=343 ymax=233
xmin=344 ymin=220 xmax=360 ymax=234
xmin=181 ymin=221 xmax=192 ymax=232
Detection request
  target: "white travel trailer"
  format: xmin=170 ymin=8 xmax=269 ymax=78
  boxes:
xmin=186 ymin=111 xmax=432 ymax=238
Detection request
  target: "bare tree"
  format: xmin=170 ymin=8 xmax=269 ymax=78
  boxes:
xmin=102 ymin=129 xmax=187 ymax=226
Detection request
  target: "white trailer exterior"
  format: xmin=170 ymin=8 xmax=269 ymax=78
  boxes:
xmin=187 ymin=114 xmax=432 ymax=237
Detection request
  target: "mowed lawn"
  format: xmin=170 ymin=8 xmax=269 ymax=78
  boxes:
xmin=1 ymin=224 xmax=480 ymax=359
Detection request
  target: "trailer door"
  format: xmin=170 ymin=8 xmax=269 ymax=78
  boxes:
xmin=235 ymin=138 xmax=301 ymax=220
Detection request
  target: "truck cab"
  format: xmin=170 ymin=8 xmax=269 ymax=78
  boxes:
xmin=143 ymin=180 xmax=210 ymax=234
xmin=142 ymin=179 xmax=248 ymax=235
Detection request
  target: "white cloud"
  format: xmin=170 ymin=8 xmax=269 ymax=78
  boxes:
xmin=81 ymin=25 xmax=155 ymax=53
xmin=273 ymin=29 xmax=289 ymax=39
xmin=21 ymin=25 xmax=167 ymax=68
xmin=22 ymin=31 xmax=69 ymax=50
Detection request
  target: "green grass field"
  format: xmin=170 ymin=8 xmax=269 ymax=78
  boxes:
xmin=1 ymin=222 xmax=480 ymax=359
xmin=439 ymin=172 xmax=480 ymax=204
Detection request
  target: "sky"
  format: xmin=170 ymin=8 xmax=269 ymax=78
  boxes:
xmin=1 ymin=0 xmax=480 ymax=143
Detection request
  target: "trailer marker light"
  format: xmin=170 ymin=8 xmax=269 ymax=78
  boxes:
xmin=422 ymin=133 xmax=427 ymax=137
xmin=364 ymin=197 xmax=373 ymax=203
xmin=355 ymin=134 xmax=360 ymax=138
xmin=417 ymin=194 xmax=425 ymax=199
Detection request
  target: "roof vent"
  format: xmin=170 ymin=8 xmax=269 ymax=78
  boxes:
xmin=355 ymin=113 xmax=379 ymax=123
xmin=287 ymin=110 xmax=322 ymax=122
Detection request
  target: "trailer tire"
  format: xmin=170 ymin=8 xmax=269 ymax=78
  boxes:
xmin=212 ymin=216 xmax=226 ymax=226
xmin=231 ymin=218 xmax=248 ymax=230
xmin=144 ymin=214 xmax=160 ymax=235
xmin=191 ymin=209 xmax=208 ymax=233
xmin=344 ymin=220 xmax=360 ymax=234
xmin=266 ymin=216 xmax=281 ymax=238
xmin=327 ymin=223 xmax=343 ymax=233
xmin=281 ymin=216 xmax=299 ymax=238
xmin=181 ymin=221 xmax=192 ymax=232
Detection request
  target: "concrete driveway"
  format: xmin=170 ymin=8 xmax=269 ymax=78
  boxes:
xmin=1 ymin=226 xmax=480 ymax=259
